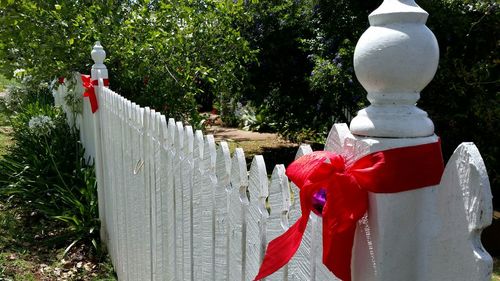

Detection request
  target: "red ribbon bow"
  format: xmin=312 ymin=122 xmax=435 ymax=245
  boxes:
xmin=81 ymin=74 xmax=109 ymax=113
xmin=255 ymin=141 xmax=444 ymax=281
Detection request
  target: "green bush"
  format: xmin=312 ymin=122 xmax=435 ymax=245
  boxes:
xmin=0 ymin=101 xmax=99 ymax=252
xmin=418 ymin=0 xmax=499 ymax=208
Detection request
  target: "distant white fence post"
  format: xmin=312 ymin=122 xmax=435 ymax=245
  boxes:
xmin=90 ymin=41 xmax=109 ymax=246
xmin=322 ymin=1 xmax=494 ymax=280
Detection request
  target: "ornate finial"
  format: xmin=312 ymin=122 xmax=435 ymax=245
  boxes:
xmin=349 ymin=0 xmax=439 ymax=138
xmin=91 ymin=41 xmax=106 ymax=65
xmin=91 ymin=41 xmax=108 ymax=81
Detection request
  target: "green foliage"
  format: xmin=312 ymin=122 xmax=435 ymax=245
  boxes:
xmin=235 ymin=0 xmax=373 ymax=142
xmin=417 ymin=0 xmax=499 ymax=208
xmin=0 ymin=101 xmax=99 ymax=252
xmin=3 ymin=78 xmax=54 ymax=114
xmin=234 ymin=102 xmax=275 ymax=132
xmin=0 ymin=0 xmax=256 ymax=127
xmin=0 ymin=74 xmax=17 ymax=92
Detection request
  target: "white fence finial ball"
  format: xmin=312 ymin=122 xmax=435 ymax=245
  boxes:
xmin=91 ymin=41 xmax=108 ymax=80
xmin=349 ymin=0 xmax=439 ymax=138
xmin=91 ymin=41 xmax=106 ymax=66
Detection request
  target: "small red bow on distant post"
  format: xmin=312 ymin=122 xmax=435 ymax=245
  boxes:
xmin=254 ymin=141 xmax=444 ymax=281
xmin=81 ymin=74 xmax=109 ymax=113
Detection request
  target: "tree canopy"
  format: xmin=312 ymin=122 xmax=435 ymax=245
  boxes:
xmin=1 ymin=0 xmax=498 ymax=206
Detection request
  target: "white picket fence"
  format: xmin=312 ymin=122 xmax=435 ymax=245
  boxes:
xmin=54 ymin=68 xmax=340 ymax=281
xmin=97 ymin=86 xmax=344 ymax=281
xmin=53 ymin=1 xmax=495 ymax=279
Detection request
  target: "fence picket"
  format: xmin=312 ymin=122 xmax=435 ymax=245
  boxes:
xmin=288 ymin=144 xmax=313 ymax=281
xmin=163 ymin=118 xmax=176 ymax=280
xmin=266 ymin=164 xmax=290 ymax=281
xmin=228 ymin=148 xmax=248 ymax=281
xmin=142 ymin=108 xmax=153 ymax=279
xmin=192 ymin=130 xmax=205 ymax=280
xmin=116 ymin=96 xmax=128 ymax=280
xmin=200 ymin=135 xmax=217 ymax=280
xmin=129 ymin=102 xmax=141 ymax=281
xmin=173 ymin=121 xmax=185 ymax=281
xmin=214 ymin=141 xmax=231 ymax=280
xmin=182 ymin=126 xmax=194 ymax=281
xmin=246 ymin=155 xmax=269 ymax=281
xmin=152 ymin=109 xmax=160 ymax=279
xmin=123 ymin=100 xmax=134 ymax=281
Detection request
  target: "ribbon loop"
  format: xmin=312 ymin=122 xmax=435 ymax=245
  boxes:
xmin=255 ymin=141 xmax=444 ymax=281
xmin=81 ymin=74 xmax=109 ymax=113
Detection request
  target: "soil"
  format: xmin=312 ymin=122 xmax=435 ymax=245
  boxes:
xmin=205 ymin=124 xmax=300 ymax=174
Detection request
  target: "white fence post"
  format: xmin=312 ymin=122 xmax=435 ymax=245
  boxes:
xmin=89 ymin=41 xmax=109 ymax=247
xmin=318 ymin=1 xmax=495 ymax=280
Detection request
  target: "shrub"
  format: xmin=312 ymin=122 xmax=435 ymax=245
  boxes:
xmin=0 ymin=101 xmax=99 ymax=252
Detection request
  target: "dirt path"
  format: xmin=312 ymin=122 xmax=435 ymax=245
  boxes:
xmin=205 ymin=125 xmax=299 ymax=173
xmin=206 ymin=125 xmax=279 ymax=142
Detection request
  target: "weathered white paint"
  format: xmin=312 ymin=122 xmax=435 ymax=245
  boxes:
xmin=214 ymin=141 xmax=231 ymax=281
xmin=324 ymin=124 xmax=493 ymax=281
xmin=228 ymin=148 xmax=248 ymax=281
xmin=52 ymin=29 xmax=493 ymax=281
xmin=246 ymin=156 xmax=268 ymax=281
xmin=266 ymin=164 xmax=288 ymax=281
xmin=182 ymin=125 xmax=194 ymax=281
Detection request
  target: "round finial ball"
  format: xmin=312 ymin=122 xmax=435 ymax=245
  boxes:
xmin=354 ymin=25 xmax=439 ymax=95
xmin=91 ymin=41 xmax=106 ymax=65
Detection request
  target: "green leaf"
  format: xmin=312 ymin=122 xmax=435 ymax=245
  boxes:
xmin=54 ymin=4 xmax=61 ymax=10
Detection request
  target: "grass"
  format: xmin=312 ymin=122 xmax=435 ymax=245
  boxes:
xmin=225 ymin=138 xmax=300 ymax=175
xmin=0 ymin=81 xmax=13 ymax=155
xmin=493 ymin=257 xmax=500 ymax=281
xmin=0 ymin=127 xmax=13 ymax=156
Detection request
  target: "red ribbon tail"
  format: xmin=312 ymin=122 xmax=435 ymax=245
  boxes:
xmin=254 ymin=213 xmax=309 ymax=280
xmin=86 ymin=88 xmax=99 ymax=113
xmin=322 ymin=219 xmax=357 ymax=281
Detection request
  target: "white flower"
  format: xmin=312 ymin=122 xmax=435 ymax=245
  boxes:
xmin=28 ymin=115 xmax=56 ymax=137
xmin=13 ymin=68 xmax=26 ymax=77
xmin=234 ymin=102 xmax=244 ymax=118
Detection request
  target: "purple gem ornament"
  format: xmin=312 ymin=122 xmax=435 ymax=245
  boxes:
xmin=311 ymin=188 xmax=326 ymax=216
